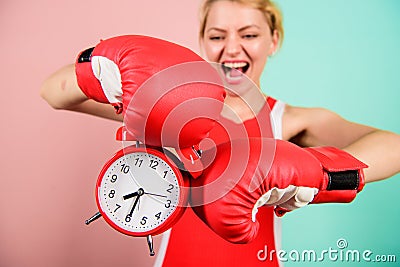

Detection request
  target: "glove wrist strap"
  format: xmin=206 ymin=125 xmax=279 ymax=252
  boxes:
xmin=326 ymin=170 xmax=361 ymax=191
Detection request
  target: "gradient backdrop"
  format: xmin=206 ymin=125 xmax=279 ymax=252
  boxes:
xmin=0 ymin=0 xmax=398 ymax=266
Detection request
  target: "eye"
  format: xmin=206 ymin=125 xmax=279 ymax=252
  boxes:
xmin=209 ymin=36 xmax=224 ymax=41
xmin=242 ymin=34 xmax=258 ymax=39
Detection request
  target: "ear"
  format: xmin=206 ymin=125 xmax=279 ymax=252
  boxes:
xmin=268 ymin=29 xmax=280 ymax=56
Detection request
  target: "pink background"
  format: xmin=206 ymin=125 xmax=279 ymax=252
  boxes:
xmin=0 ymin=0 xmax=202 ymax=266
xmin=3 ymin=1 xmax=400 ymax=266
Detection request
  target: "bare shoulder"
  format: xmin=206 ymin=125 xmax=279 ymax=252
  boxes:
xmin=282 ymin=105 xmax=374 ymax=147
xmin=284 ymin=105 xmax=339 ymax=128
xmin=281 ymin=104 xmax=316 ymax=141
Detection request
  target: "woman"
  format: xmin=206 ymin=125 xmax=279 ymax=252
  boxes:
xmin=151 ymin=1 xmax=400 ymax=266
xmin=197 ymin=0 xmax=400 ymax=182
xmin=40 ymin=1 xmax=400 ymax=266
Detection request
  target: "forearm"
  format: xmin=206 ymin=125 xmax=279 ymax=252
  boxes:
xmin=343 ymin=130 xmax=400 ymax=183
xmin=68 ymin=100 xmax=123 ymax=121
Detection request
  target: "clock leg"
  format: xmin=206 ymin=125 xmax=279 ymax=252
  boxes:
xmin=146 ymin=235 xmax=155 ymax=256
xmin=85 ymin=212 xmax=102 ymax=225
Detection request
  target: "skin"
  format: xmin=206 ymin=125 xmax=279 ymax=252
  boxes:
xmin=40 ymin=0 xmax=400 ymax=183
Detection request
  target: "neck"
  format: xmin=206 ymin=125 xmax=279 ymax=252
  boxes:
xmin=221 ymin=86 xmax=267 ymax=123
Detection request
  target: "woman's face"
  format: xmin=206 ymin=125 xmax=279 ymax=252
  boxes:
xmin=201 ymin=1 xmax=278 ymax=87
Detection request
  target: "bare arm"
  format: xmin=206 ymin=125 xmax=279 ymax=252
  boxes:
xmin=285 ymin=106 xmax=400 ymax=183
xmin=40 ymin=64 xmax=123 ymax=121
xmin=343 ymin=129 xmax=400 ymax=182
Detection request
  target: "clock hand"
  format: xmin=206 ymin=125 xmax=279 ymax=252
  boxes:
xmin=123 ymin=191 xmax=139 ymax=200
xmin=128 ymin=188 xmax=144 ymax=217
xmin=128 ymin=196 xmax=140 ymax=217
xmin=144 ymin=192 xmax=167 ymax=198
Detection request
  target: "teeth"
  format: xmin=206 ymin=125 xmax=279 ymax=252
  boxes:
xmin=223 ymin=62 xmax=248 ymax=69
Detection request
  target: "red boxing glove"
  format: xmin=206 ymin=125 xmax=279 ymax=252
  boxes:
xmin=75 ymin=35 xmax=225 ymax=151
xmin=190 ymin=138 xmax=367 ymax=244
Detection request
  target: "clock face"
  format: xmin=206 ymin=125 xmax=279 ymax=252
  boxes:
xmin=96 ymin=147 xmax=185 ymax=236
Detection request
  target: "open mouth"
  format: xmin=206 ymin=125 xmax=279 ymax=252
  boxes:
xmin=221 ymin=61 xmax=250 ymax=77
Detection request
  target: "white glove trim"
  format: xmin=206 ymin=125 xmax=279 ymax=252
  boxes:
xmin=251 ymin=186 xmax=319 ymax=222
xmin=91 ymin=56 xmax=123 ymax=104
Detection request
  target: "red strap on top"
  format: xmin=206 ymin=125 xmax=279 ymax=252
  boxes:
xmin=266 ymin=96 xmax=277 ymax=110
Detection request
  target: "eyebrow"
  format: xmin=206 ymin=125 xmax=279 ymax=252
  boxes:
xmin=239 ymin=25 xmax=261 ymax=31
xmin=206 ymin=24 xmax=261 ymax=33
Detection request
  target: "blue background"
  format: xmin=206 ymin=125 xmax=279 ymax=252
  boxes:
xmin=261 ymin=0 xmax=400 ymax=266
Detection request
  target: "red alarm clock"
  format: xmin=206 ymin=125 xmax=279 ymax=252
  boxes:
xmin=85 ymin=127 xmax=189 ymax=256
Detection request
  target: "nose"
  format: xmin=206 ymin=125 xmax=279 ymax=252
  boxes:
xmin=225 ymin=35 xmax=242 ymax=57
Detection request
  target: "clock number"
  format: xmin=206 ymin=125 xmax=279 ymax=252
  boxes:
xmin=125 ymin=215 xmax=132 ymax=222
xmin=134 ymin=158 xmax=143 ymax=167
xmin=155 ymin=212 xmax=161 ymax=220
xmin=165 ymin=200 xmax=171 ymax=208
xmin=114 ymin=204 xmax=121 ymax=212
xmin=149 ymin=160 xmax=158 ymax=170
xmin=140 ymin=216 xmax=148 ymax=225
xmin=108 ymin=190 xmax=116 ymax=198
xmin=163 ymin=170 xmax=168 ymax=179
xmin=166 ymin=184 xmax=174 ymax=193
xmin=110 ymin=174 xmax=118 ymax=183
xmin=121 ymin=164 xmax=130 ymax=174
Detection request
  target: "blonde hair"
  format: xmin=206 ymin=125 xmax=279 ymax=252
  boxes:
xmin=199 ymin=0 xmax=284 ymax=48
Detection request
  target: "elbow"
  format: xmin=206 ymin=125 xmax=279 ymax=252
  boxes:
xmin=39 ymin=81 xmax=65 ymax=110
xmin=39 ymin=83 xmax=51 ymax=106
